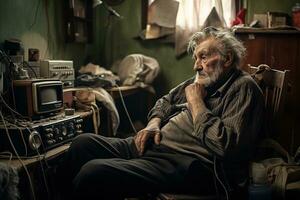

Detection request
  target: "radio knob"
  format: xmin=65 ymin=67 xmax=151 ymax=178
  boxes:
xmin=76 ymin=119 xmax=83 ymax=123
xmin=76 ymin=124 xmax=82 ymax=129
xmin=69 ymin=122 xmax=74 ymax=130
xmin=47 ymin=140 xmax=54 ymax=145
xmin=52 ymin=72 xmax=59 ymax=77
xmin=63 ymin=81 xmax=72 ymax=86
xmin=62 ymin=127 xmax=67 ymax=136
xmin=54 ymin=128 xmax=60 ymax=135
xmin=46 ymin=133 xmax=53 ymax=138
xmin=45 ymin=128 xmax=53 ymax=132
xmin=28 ymin=131 xmax=42 ymax=150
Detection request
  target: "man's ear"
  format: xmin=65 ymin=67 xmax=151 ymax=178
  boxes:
xmin=224 ymin=52 xmax=233 ymax=68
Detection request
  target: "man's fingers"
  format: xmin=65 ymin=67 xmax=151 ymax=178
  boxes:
xmin=134 ymin=130 xmax=144 ymax=153
xmin=135 ymin=130 xmax=160 ymax=156
xmin=140 ymin=132 xmax=150 ymax=155
xmin=154 ymin=132 xmax=161 ymax=145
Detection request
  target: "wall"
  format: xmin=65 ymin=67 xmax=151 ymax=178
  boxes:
xmin=246 ymin=0 xmax=299 ymax=23
xmin=0 ymin=0 xmax=298 ymax=97
xmin=95 ymin=0 xmax=299 ymax=97
xmin=94 ymin=0 xmax=194 ymax=97
xmin=0 ymin=0 xmax=96 ymax=68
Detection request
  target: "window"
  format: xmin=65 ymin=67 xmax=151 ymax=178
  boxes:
xmin=142 ymin=0 xmax=239 ymax=56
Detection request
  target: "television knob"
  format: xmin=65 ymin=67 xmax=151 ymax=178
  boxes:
xmin=28 ymin=131 xmax=42 ymax=150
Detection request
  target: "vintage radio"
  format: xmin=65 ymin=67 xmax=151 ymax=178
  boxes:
xmin=40 ymin=60 xmax=75 ymax=88
xmin=0 ymin=115 xmax=83 ymax=156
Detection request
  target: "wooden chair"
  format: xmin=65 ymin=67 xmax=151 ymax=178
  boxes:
xmin=249 ymin=64 xmax=290 ymax=137
xmin=153 ymin=65 xmax=290 ymax=200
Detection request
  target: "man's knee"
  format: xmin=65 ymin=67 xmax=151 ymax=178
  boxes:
xmin=71 ymin=133 xmax=95 ymax=146
xmin=73 ymin=160 xmax=116 ymax=194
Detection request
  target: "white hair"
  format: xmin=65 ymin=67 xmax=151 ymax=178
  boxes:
xmin=187 ymin=27 xmax=246 ymax=69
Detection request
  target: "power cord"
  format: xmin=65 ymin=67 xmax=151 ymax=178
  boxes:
xmin=0 ymin=89 xmax=25 ymax=120
xmin=115 ymin=84 xmax=137 ymax=134
xmin=23 ymin=61 xmax=38 ymax=78
xmin=213 ymin=156 xmax=229 ymax=200
xmin=34 ymin=144 xmax=50 ymax=200
xmin=6 ymin=122 xmax=28 ymax=157
xmin=1 ymin=112 xmax=51 ymax=199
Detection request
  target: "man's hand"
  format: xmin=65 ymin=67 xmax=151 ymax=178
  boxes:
xmin=134 ymin=128 xmax=161 ymax=156
xmin=134 ymin=118 xmax=161 ymax=156
xmin=185 ymin=83 xmax=207 ymax=121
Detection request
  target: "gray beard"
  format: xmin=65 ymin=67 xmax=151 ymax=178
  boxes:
xmin=195 ymin=62 xmax=224 ymax=87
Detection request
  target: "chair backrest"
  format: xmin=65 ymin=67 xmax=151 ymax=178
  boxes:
xmin=249 ymin=64 xmax=290 ymax=134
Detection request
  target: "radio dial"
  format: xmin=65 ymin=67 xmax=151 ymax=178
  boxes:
xmin=28 ymin=131 xmax=42 ymax=150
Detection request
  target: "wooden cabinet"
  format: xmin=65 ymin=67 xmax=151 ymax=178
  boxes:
xmin=64 ymin=0 xmax=93 ymax=43
xmin=236 ymin=29 xmax=300 ymax=153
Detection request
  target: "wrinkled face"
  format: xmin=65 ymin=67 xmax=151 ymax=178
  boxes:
xmin=193 ymin=38 xmax=226 ymax=86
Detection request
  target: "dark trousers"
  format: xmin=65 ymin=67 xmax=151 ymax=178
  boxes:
xmin=57 ymin=134 xmax=215 ymax=200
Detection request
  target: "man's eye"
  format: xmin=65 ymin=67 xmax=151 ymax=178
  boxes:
xmin=201 ymin=55 xmax=207 ymax=60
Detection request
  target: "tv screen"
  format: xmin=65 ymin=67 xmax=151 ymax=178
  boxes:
xmin=34 ymin=80 xmax=63 ymax=115
xmin=40 ymin=87 xmax=58 ymax=105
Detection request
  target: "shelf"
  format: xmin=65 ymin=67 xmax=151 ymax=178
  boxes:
xmin=64 ymin=0 xmax=93 ymax=43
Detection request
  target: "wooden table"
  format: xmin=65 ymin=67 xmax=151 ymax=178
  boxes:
xmin=0 ymin=144 xmax=70 ymax=200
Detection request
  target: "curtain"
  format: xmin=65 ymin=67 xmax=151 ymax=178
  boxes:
xmin=175 ymin=0 xmax=236 ymax=56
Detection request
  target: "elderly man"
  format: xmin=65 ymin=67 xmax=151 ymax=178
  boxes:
xmin=58 ymin=27 xmax=265 ymax=199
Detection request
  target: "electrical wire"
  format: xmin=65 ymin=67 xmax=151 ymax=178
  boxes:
xmin=1 ymin=121 xmax=50 ymax=199
xmin=0 ymin=110 xmax=36 ymax=200
xmin=115 ymin=84 xmax=137 ymax=134
xmin=213 ymin=156 xmax=229 ymax=200
xmin=35 ymin=145 xmax=50 ymax=200
xmin=6 ymin=122 xmax=28 ymax=157
xmin=0 ymin=93 xmax=25 ymax=119
xmin=0 ymin=152 xmax=13 ymax=164
xmin=23 ymin=61 xmax=38 ymax=78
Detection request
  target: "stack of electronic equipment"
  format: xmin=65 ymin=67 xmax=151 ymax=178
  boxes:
xmin=0 ymin=40 xmax=82 ymax=157
xmin=24 ymin=60 xmax=75 ymax=88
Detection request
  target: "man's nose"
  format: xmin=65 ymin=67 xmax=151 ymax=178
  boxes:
xmin=194 ymin=60 xmax=203 ymax=71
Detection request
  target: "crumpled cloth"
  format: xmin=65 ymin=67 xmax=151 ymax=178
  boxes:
xmin=0 ymin=163 xmax=19 ymax=200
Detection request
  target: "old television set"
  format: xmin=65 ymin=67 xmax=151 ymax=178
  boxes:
xmin=13 ymin=79 xmax=63 ymax=119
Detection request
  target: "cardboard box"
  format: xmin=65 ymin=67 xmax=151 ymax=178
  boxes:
xmin=267 ymin=12 xmax=288 ymax=28
xmin=253 ymin=14 xmax=268 ymax=27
